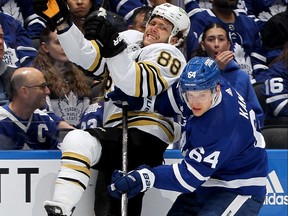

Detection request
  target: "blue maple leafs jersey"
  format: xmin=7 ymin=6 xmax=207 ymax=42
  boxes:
xmin=0 ymin=12 xmax=37 ymax=67
xmin=263 ymin=61 xmax=288 ymax=118
xmin=1 ymin=0 xmax=45 ymax=39
xmin=152 ymin=79 xmax=268 ymax=198
xmin=105 ymin=0 xmax=149 ymax=24
xmin=0 ymin=105 xmax=59 ymax=150
xmin=79 ymin=101 xmax=104 ymax=129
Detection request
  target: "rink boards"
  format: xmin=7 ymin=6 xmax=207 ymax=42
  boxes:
xmin=0 ymin=150 xmax=287 ymax=216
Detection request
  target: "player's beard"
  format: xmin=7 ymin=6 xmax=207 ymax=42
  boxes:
xmin=213 ymin=0 xmax=239 ymax=9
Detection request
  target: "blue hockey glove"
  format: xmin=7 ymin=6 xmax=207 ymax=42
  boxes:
xmin=106 ymin=87 xmax=142 ymax=110
xmin=84 ymin=11 xmax=127 ymax=58
xmin=33 ymin=0 xmax=70 ymax=31
xmin=108 ymin=165 xmax=155 ymax=199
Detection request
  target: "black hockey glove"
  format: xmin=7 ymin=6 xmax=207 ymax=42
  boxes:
xmin=84 ymin=11 xmax=127 ymax=58
xmin=33 ymin=0 xmax=70 ymax=31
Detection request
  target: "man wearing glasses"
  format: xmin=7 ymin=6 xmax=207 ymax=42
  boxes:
xmin=0 ymin=67 xmax=60 ymax=150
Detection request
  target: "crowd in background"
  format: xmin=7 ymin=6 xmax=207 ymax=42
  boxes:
xmin=0 ymin=0 xmax=287 ymax=150
xmin=0 ymin=1 xmax=285 ymax=216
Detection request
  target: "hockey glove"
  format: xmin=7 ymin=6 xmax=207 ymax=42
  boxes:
xmin=84 ymin=11 xmax=127 ymax=58
xmin=106 ymin=87 xmax=143 ymax=110
xmin=108 ymin=165 xmax=155 ymax=199
xmin=33 ymin=0 xmax=69 ymax=31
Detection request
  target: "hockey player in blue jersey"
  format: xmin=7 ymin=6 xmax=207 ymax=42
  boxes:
xmin=0 ymin=67 xmax=59 ymax=150
xmin=108 ymin=57 xmax=268 ymax=216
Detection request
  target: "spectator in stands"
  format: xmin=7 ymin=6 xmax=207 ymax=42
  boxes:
xmin=263 ymin=41 xmax=288 ymax=119
xmin=66 ymin=0 xmax=98 ymax=33
xmin=98 ymin=0 xmax=171 ymax=24
xmin=67 ymin=0 xmax=126 ymax=33
xmin=33 ymin=27 xmax=92 ymax=127
xmin=0 ymin=11 xmax=37 ymax=67
xmin=1 ymin=0 xmax=46 ymax=49
xmin=185 ymin=0 xmax=268 ymax=83
xmin=0 ymin=67 xmax=59 ymax=150
xmin=0 ymin=25 xmax=15 ymax=105
xmin=185 ymin=0 xmax=247 ymax=14
xmin=261 ymin=6 xmax=288 ymax=64
xmin=196 ymin=22 xmax=264 ymax=125
xmin=245 ymin=0 xmax=287 ymax=31
xmin=262 ymin=9 xmax=288 ymax=120
xmin=127 ymin=5 xmax=153 ymax=33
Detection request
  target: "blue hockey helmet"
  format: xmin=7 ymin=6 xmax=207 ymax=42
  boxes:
xmin=179 ymin=57 xmax=220 ymax=92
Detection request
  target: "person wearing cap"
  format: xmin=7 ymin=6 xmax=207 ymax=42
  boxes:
xmin=109 ymin=57 xmax=268 ymax=216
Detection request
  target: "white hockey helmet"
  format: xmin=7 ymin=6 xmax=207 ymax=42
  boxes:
xmin=148 ymin=3 xmax=191 ymax=46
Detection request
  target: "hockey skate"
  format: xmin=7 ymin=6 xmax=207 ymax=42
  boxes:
xmin=44 ymin=200 xmax=75 ymax=216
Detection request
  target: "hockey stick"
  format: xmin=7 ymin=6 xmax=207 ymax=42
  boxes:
xmin=99 ymin=0 xmax=128 ymax=214
xmin=98 ymin=0 xmax=109 ymax=17
xmin=121 ymin=101 xmax=129 ymax=216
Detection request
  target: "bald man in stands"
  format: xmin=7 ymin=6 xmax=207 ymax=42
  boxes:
xmin=0 ymin=67 xmax=73 ymax=150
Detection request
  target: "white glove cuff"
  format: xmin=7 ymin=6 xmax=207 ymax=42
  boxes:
xmin=138 ymin=168 xmax=155 ymax=192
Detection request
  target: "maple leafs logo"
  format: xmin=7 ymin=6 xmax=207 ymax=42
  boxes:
xmin=233 ymin=43 xmax=253 ymax=80
xmin=58 ymin=92 xmax=90 ymax=126
xmin=258 ymin=5 xmax=287 ymax=21
xmin=1 ymin=1 xmax=24 ymax=25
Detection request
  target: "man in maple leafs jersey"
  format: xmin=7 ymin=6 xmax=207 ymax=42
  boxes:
xmin=0 ymin=67 xmax=59 ymax=150
xmin=34 ymin=1 xmax=190 ymax=215
xmin=109 ymin=57 xmax=268 ymax=216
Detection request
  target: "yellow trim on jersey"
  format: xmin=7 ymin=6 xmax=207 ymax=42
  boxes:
xmin=62 ymin=152 xmax=91 ymax=165
xmin=106 ymin=112 xmax=175 ymax=142
xmin=62 ymin=164 xmax=91 ymax=177
xmin=145 ymin=62 xmax=168 ymax=92
xmin=88 ymin=40 xmax=101 ymax=72
xmin=108 ymin=111 xmax=172 ymax=122
xmin=134 ymin=63 xmax=141 ymax=97
xmin=128 ymin=120 xmax=174 ymax=142
xmin=139 ymin=61 xmax=169 ymax=95
xmin=144 ymin=63 xmax=157 ymax=95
